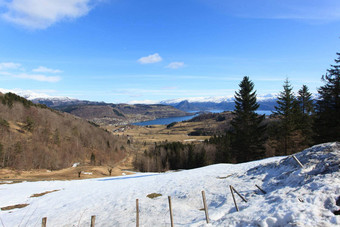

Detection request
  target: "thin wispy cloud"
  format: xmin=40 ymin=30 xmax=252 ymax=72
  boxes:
xmin=166 ymin=62 xmax=185 ymax=69
xmin=12 ymin=73 xmax=61 ymax=82
xmin=128 ymin=99 xmax=158 ymax=105
xmin=0 ymin=61 xmax=62 ymax=82
xmin=137 ymin=53 xmax=162 ymax=64
xmin=33 ymin=66 xmax=62 ymax=73
xmin=0 ymin=62 xmax=21 ymax=70
xmin=111 ymin=88 xmax=235 ymax=97
xmin=161 ymin=86 xmax=178 ymax=90
xmin=1 ymin=0 xmax=99 ymax=29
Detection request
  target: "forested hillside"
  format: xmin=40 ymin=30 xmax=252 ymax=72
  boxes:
xmin=0 ymin=92 xmax=130 ymax=170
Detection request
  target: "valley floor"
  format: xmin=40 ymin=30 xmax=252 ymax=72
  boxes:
xmin=0 ymin=154 xmax=135 ymax=182
xmin=0 ymin=142 xmax=339 ymax=226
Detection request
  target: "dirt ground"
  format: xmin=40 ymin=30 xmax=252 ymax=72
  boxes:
xmin=106 ymin=122 xmax=212 ymax=145
xmin=0 ymin=154 xmax=135 ymax=183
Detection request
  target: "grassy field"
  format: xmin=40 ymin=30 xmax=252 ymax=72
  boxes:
xmin=105 ymin=113 xmax=231 ymax=150
xmin=0 ymin=153 xmax=135 ymax=182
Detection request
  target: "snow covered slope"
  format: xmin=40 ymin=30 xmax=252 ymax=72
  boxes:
xmin=0 ymin=142 xmax=339 ymax=226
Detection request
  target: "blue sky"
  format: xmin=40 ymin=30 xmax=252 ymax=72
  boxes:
xmin=0 ymin=0 xmax=340 ymax=103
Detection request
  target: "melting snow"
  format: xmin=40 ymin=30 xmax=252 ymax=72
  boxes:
xmin=0 ymin=142 xmax=339 ymax=226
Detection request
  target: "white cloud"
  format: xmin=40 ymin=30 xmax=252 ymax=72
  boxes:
xmin=128 ymin=99 xmax=158 ymax=105
xmin=166 ymin=62 xmax=185 ymax=69
xmin=12 ymin=73 xmax=61 ymax=82
xmin=33 ymin=66 xmax=62 ymax=73
xmin=1 ymin=0 xmax=97 ymax=29
xmin=137 ymin=53 xmax=162 ymax=64
xmin=0 ymin=62 xmax=62 ymax=82
xmin=0 ymin=62 xmax=21 ymax=70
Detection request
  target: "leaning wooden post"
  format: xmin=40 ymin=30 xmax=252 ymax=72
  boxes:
xmin=41 ymin=217 xmax=47 ymax=227
xmin=230 ymin=185 xmax=239 ymax=212
xmin=168 ymin=196 xmax=174 ymax=227
xmin=292 ymin=155 xmax=304 ymax=168
xmin=255 ymin=184 xmax=267 ymax=194
xmin=201 ymin=191 xmax=209 ymax=223
xmin=90 ymin=215 xmax=96 ymax=227
xmin=232 ymin=186 xmax=247 ymax=202
xmin=136 ymin=199 xmax=139 ymax=227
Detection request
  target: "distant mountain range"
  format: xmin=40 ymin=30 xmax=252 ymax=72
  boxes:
xmin=160 ymin=94 xmax=277 ymax=112
xmin=33 ymin=94 xmax=277 ymax=112
xmin=0 ymin=88 xmax=278 ymax=112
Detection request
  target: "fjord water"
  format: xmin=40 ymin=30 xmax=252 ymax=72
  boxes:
xmin=133 ymin=110 xmax=272 ymax=126
xmin=133 ymin=114 xmax=198 ymax=126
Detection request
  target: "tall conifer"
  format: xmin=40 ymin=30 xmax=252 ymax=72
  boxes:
xmin=273 ymin=79 xmax=299 ymax=155
xmin=297 ymin=85 xmax=314 ymax=146
xmin=315 ymin=53 xmax=340 ymax=142
xmin=231 ymin=76 xmax=266 ymax=163
xmin=297 ymin=85 xmax=314 ymax=114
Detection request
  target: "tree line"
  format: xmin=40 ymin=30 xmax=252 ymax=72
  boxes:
xmin=134 ymin=52 xmax=340 ymax=171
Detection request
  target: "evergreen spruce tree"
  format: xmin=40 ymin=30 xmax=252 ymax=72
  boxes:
xmin=297 ymin=85 xmax=314 ymax=114
xmin=315 ymin=53 xmax=340 ymax=143
xmin=230 ymin=76 xmax=266 ymax=163
xmin=296 ymin=85 xmax=314 ymax=146
xmin=273 ymin=79 xmax=299 ymax=155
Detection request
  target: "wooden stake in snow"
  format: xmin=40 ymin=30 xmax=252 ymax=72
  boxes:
xmin=231 ymin=186 xmax=247 ymax=202
xmin=91 ymin=215 xmax=96 ymax=227
xmin=168 ymin=196 xmax=174 ymax=227
xmin=201 ymin=191 xmax=209 ymax=223
xmin=292 ymin=155 xmax=304 ymax=168
xmin=41 ymin=217 xmax=47 ymax=227
xmin=255 ymin=184 xmax=267 ymax=194
xmin=230 ymin=185 xmax=239 ymax=212
xmin=136 ymin=199 xmax=139 ymax=227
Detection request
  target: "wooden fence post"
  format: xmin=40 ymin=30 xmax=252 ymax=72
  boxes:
xmin=230 ymin=185 xmax=239 ymax=212
xmin=90 ymin=215 xmax=95 ymax=227
xmin=231 ymin=186 xmax=247 ymax=202
xmin=41 ymin=217 xmax=47 ymax=227
xmin=292 ymin=155 xmax=304 ymax=168
xmin=136 ymin=199 xmax=139 ymax=227
xmin=168 ymin=196 xmax=174 ymax=227
xmin=255 ymin=184 xmax=267 ymax=194
xmin=201 ymin=191 xmax=209 ymax=223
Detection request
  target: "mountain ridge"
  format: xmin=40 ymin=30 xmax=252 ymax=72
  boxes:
xmin=0 ymin=88 xmax=302 ymax=112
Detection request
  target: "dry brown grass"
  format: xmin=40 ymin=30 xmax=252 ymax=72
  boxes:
xmin=1 ymin=203 xmax=29 ymax=211
xmin=147 ymin=193 xmax=162 ymax=199
xmin=30 ymin=189 xmax=60 ymax=198
xmin=0 ymin=152 xmax=135 ymax=181
xmin=107 ymin=120 xmax=217 ymax=146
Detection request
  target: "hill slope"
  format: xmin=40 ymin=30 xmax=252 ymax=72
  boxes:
xmin=0 ymin=142 xmax=339 ymax=226
xmin=0 ymin=92 xmax=130 ymax=170
xmin=34 ymin=98 xmax=191 ymax=125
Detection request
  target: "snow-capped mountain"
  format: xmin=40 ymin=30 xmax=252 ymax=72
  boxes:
xmin=0 ymin=88 xmax=72 ymax=101
xmin=0 ymin=88 xmax=278 ymax=111
xmin=159 ymin=94 xmax=278 ymax=111
xmin=160 ymin=94 xmax=277 ymax=104
xmin=160 ymin=96 xmax=235 ymax=104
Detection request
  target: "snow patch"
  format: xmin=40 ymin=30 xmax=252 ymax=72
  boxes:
xmin=72 ymin=163 xmax=80 ymax=168
xmin=0 ymin=142 xmax=339 ymax=226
